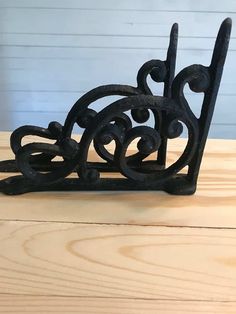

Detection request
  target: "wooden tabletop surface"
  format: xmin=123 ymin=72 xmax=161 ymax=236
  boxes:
xmin=0 ymin=132 xmax=235 ymax=313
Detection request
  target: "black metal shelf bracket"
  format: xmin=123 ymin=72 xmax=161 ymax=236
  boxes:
xmin=0 ymin=18 xmax=232 ymax=195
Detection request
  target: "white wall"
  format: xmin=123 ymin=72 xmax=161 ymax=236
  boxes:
xmin=0 ymin=0 xmax=235 ymax=138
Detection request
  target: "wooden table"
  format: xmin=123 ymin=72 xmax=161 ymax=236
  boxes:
xmin=0 ymin=132 xmax=235 ymax=313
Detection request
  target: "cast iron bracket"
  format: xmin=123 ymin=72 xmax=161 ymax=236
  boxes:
xmin=0 ymin=18 xmax=232 ymax=195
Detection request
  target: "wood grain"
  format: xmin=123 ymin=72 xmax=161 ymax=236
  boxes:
xmin=0 ymin=133 xmax=235 ymax=228
xmin=0 ymin=221 xmax=236 ymax=301
xmin=0 ymin=2 xmax=236 ymax=311
xmin=0 ymin=134 xmax=235 ymax=312
xmin=0 ymin=296 xmax=235 ymax=314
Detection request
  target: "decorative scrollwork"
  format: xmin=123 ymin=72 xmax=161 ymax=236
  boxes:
xmin=0 ymin=18 xmax=231 ymax=195
xmin=93 ymin=113 xmax=131 ymax=163
xmin=137 ymin=59 xmax=168 ymax=94
xmin=162 ymin=114 xmax=183 ymax=139
xmin=171 ymin=64 xmax=211 ymax=119
xmin=115 ymin=125 xmax=162 ymax=181
xmin=76 ymin=95 xmax=198 ymax=185
xmin=15 ymin=139 xmax=79 ymax=184
xmin=76 ymin=108 xmax=97 ymax=129
xmin=10 ymin=122 xmax=80 ymax=184
xmin=131 ymin=108 xmax=150 ymax=124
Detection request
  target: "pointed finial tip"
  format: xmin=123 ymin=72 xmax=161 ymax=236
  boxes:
xmin=172 ymin=23 xmax=179 ymax=30
xmin=170 ymin=23 xmax=179 ymax=36
xmin=220 ymin=18 xmax=232 ymax=35
xmin=223 ymin=17 xmax=232 ymax=26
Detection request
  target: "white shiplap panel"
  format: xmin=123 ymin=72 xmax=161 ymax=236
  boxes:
xmin=0 ymin=92 xmax=235 ymax=126
xmin=0 ymin=1 xmax=235 ymax=137
xmin=208 ymin=125 xmax=236 ymax=139
xmin=0 ymin=49 xmax=234 ymax=93
xmin=2 ymin=34 xmax=236 ymax=51
xmin=1 ymin=46 xmax=216 ymax=59
xmin=0 ymin=48 xmax=235 ymax=128
xmin=0 ymin=9 xmax=235 ymax=37
xmin=0 ymin=0 xmax=236 ymax=12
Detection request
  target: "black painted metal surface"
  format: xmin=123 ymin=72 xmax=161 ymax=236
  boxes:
xmin=0 ymin=19 xmax=232 ymax=195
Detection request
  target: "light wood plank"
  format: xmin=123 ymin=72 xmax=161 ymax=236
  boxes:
xmin=0 ymin=296 xmax=235 ymax=314
xmin=0 ymin=222 xmax=236 ymax=300
xmin=0 ymin=2 xmax=235 ymax=312
xmin=0 ymin=133 xmax=235 ymax=227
